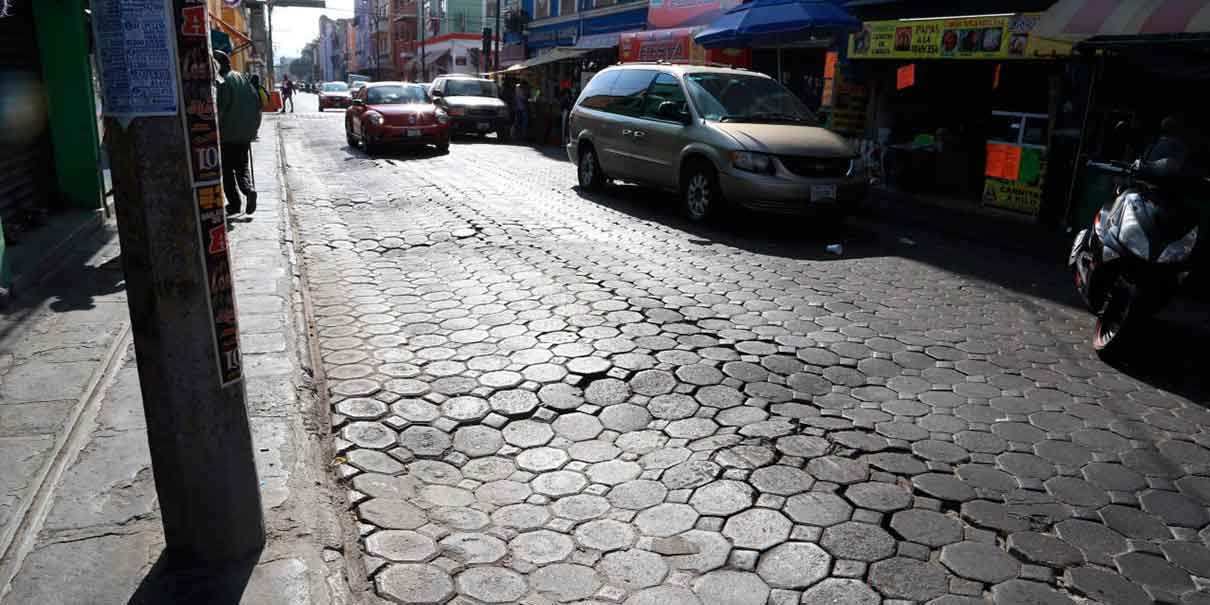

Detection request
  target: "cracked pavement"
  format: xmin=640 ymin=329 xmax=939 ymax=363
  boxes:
xmin=281 ymin=106 xmax=1210 ymax=605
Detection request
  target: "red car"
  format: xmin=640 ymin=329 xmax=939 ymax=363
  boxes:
xmin=318 ymin=81 xmax=352 ymax=111
xmin=345 ymin=82 xmax=450 ymax=154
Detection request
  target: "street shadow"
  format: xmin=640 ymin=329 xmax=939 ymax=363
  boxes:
xmin=128 ymin=550 xmax=260 ymax=605
xmin=1098 ymin=304 xmax=1210 ymax=404
xmin=343 ymin=144 xmax=450 ymax=161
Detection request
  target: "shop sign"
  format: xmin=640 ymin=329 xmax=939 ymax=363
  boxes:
xmin=648 ymin=0 xmax=741 ymax=30
xmin=983 ymin=144 xmax=1046 ymax=216
xmin=849 ymin=13 xmax=1051 ymax=60
xmin=896 ymin=63 xmax=914 ymax=89
xmin=92 ymin=0 xmax=180 ymax=118
xmin=983 ymin=178 xmax=1043 ymax=215
xmin=827 ymin=77 xmax=868 ymax=136
xmin=620 ymin=27 xmax=704 ymax=63
xmin=528 ymin=22 xmax=579 ymax=48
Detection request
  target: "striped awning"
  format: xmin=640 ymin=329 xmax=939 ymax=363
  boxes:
xmin=1034 ymin=0 xmax=1210 ymax=40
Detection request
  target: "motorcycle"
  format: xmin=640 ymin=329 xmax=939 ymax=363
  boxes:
xmin=1068 ymin=159 xmax=1203 ymax=359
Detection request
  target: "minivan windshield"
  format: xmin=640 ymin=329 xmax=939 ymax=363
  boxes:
xmin=444 ymin=79 xmax=498 ymax=97
xmin=366 ymin=85 xmax=428 ymax=104
xmin=323 ymin=82 xmax=349 ymax=92
xmin=685 ymin=73 xmax=818 ymax=124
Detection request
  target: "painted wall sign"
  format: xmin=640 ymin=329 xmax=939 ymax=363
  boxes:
xmin=92 ymin=0 xmax=180 ymax=117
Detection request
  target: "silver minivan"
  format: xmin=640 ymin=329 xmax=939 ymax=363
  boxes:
xmin=567 ymin=63 xmax=867 ymax=221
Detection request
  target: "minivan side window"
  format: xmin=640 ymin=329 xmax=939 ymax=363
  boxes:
xmin=641 ymin=73 xmax=688 ymax=121
xmin=577 ymin=71 xmax=621 ymax=111
xmin=604 ymin=70 xmax=657 ymax=117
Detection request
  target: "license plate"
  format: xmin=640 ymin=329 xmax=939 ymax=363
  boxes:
xmin=810 ymin=185 xmax=838 ymax=202
xmin=477 ymin=122 xmax=491 ymax=130
xmin=406 ymin=129 xmax=421 ymax=137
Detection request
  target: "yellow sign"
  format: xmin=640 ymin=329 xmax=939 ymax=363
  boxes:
xmin=983 ymin=177 xmax=1042 ymax=216
xmin=849 ymin=13 xmax=1065 ymax=60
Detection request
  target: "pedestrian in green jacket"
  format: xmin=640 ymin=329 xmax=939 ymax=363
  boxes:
xmin=215 ymin=51 xmax=262 ymax=215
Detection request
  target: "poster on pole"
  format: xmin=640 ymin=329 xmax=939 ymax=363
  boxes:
xmin=176 ymin=0 xmax=244 ymax=386
xmin=92 ymin=0 xmax=180 ymax=117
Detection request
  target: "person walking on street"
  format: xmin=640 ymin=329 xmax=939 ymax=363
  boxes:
xmin=281 ymin=75 xmax=295 ymax=113
xmin=215 ymin=51 xmax=262 ymax=216
xmin=513 ymin=82 xmax=529 ymax=141
xmin=251 ymin=74 xmax=270 ymax=111
xmin=558 ymin=84 xmax=573 ymax=144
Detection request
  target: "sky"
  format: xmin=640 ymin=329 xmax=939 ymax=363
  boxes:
xmin=271 ymin=0 xmax=355 ymax=61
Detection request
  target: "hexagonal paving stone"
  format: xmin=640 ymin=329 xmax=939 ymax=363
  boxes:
xmin=439 ymin=532 xmax=507 ymax=564
xmin=600 ymin=404 xmax=654 ymax=432
xmin=844 ymin=481 xmax=913 ymax=512
xmin=451 ymin=425 xmax=503 ymax=458
xmin=868 ymin=557 xmax=948 ymax=601
xmin=662 ymin=460 xmax=721 ymax=490
xmin=336 ymin=398 xmax=389 ymax=420
xmin=1007 ymin=532 xmax=1084 ymax=568
xmin=575 ymin=519 xmax=637 ymax=551
xmin=456 ymin=567 xmax=528 ymax=603
xmin=821 ymin=522 xmax=896 ymax=562
xmin=631 ymin=369 xmax=677 ymax=396
xmin=343 ymin=422 xmax=397 ymax=449
xmin=502 ymin=420 xmax=554 ymax=448
xmin=1116 ymin=551 xmax=1194 ymax=594
xmin=690 ymin=480 xmax=754 ymax=516
xmin=806 ymin=456 xmax=869 ymax=485
xmin=491 ymin=503 xmax=551 ymax=529
xmin=440 ymin=396 xmax=491 ymax=423
xmin=636 ymin=503 xmax=699 ymax=537
xmin=532 ymin=470 xmax=588 ymax=497
xmin=785 ymin=492 xmax=853 ymax=527
xmin=1161 ymin=542 xmax=1210 ymax=578
xmin=1054 ymin=519 xmax=1128 ymax=566
xmin=1140 ymin=490 xmax=1210 ymax=528
xmin=1067 ymin=565 xmax=1153 ymax=605
xmin=528 ymin=563 xmax=602 ymax=602
xmin=358 ymin=498 xmax=426 ymax=530
xmin=589 ymin=460 xmax=642 ymax=485
xmin=552 ymin=494 xmax=611 ymax=521
xmin=941 ymin=541 xmax=1020 ymax=583
xmin=623 ymin=586 xmax=703 ymax=605
xmin=489 ymin=389 xmax=540 ymax=417
xmin=749 ymin=465 xmax=815 ymax=496
xmin=516 ymin=446 xmax=570 ymax=472
xmin=911 ymin=473 xmax=977 ymax=503
xmin=890 ymin=509 xmax=962 ymax=547
xmin=1043 ymin=476 xmax=1109 ymax=508
xmin=366 ymin=530 xmax=438 ymax=562
xmin=755 ymin=542 xmax=831 ymax=589
xmin=1098 ymin=505 xmax=1172 ymax=540
xmin=601 ymin=549 xmax=669 ymax=590
xmin=398 ymin=426 xmax=451 ymax=457
xmin=990 ymin=580 xmax=1076 ymax=605
xmin=692 ymin=570 xmax=770 ymax=605
xmin=1082 ymin=462 xmax=1146 ymax=491
xmin=552 ymin=412 xmax=604 ymax=441
xmin=650 ymin=394 xmax=700 ymax=420
xmin=801 ymin=578 xmax=880 ymax=604
xmin=723 ymin=509 xmax=792 ymax=550
xmin=375 ymin=563 xmax=454 ymax=604
xmin=509 ymin=529 xmax=575 ymax=564
xmin=665 ymin=530 xmax=731 ymax=573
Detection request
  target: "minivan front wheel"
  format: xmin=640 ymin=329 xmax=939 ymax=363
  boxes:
xmin=683 ymin=164 xmax=721 ymax=222
xmin=578 ymin=146 xmax=605 ymax=191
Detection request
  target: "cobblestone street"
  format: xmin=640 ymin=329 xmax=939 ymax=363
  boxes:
xmin=281 ymin=108 xmax=1210 ymax=605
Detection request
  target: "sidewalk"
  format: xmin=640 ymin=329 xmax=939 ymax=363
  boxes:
xmin=0 ymin=118 xmax=353 ymax=603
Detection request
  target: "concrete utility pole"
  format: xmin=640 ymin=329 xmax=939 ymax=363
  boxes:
xmin=92 ymin=0 xmax=263 ymax=563
xmin=494 ymin=0 xmax=500 ymax=71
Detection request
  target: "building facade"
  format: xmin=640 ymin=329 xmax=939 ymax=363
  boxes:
xmin=355 ymin=0 xmax=374 ymax=75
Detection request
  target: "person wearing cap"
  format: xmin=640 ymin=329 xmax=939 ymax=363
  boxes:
xmin=214 ymin=51 xmax=262 ymax=216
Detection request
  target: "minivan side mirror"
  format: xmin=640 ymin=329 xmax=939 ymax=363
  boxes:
xmin=431 ymin=88 xmax=443 ymax=97
xmin=658 ymin=101 xmax=690 ymax=124
xmin=351 ymin=99 xmax=365 ymax=107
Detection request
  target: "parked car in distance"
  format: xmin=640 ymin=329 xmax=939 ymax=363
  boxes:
xmin=567 ymin=64 xmax=867 ymax=222
xmin=429 ymin=75 xmax=510 ymax=141
xmin=345 ymin=82 xmax=450 ymax=154
xmin=318 ymin=81 xmax=352 ymax=111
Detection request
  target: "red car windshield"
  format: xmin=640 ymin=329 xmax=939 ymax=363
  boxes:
xmin=367 ymin=85 xmax=428 ymax=105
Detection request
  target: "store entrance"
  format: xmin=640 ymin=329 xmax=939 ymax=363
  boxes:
xmin=879 ymin=60 xmax=1054 ymax=210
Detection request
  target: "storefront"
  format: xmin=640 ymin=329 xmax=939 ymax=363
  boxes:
xmin=846 ymin=12 xmax=1072 ymax=219
xmin=408 ymin=33 xmax=491 ymax=78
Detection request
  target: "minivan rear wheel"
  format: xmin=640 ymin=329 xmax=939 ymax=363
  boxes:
xmin=683 ymin=163 xmax=721 ymax=222
xmin=578 ymin=146 xmax=606 ymax=191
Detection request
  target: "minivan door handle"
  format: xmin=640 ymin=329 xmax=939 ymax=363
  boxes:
xmin=631 ymin=130 xmax=646 ymax=139
xmin=621 ymin=129 xmax=633 ymax=136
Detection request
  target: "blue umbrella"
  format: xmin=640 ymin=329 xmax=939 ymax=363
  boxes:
xmin=694 ymin=0 xmax=861 ymax=49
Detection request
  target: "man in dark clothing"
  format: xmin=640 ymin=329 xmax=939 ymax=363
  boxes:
xmin=215 ymin=51 xmax=262 ymax=216
xmin=281 ymin=76 xmax=295 ymax=113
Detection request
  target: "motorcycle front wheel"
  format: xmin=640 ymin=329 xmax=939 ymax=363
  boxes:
xmin=1093 ymin=276 xmax=1135 ymax=360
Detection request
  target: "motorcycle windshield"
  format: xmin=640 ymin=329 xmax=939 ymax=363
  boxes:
xmin=1125 ymin=190 xmax=1199 ymax=261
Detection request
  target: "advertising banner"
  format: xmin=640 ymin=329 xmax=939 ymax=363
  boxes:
xmin=619 ymin=28 xmax=750 ymax=67
xmin=647 ymin=0 xmax=740 ymax=30
xmin=849 ymin=13 xmax=1056 ymax=60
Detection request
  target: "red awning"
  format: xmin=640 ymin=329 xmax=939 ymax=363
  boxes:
xmin=1034 ymin=0 xmax=1210 ymax=40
